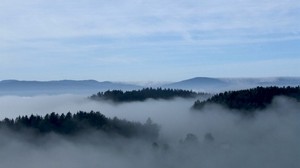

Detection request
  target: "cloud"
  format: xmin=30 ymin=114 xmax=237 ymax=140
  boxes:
xmin=1 ymin=0 xmax=300 ymax=81
xmin=95 ymin=55 xmax=141 ymax=64
xmin=1 ymin=0 xmax=300 ymax=44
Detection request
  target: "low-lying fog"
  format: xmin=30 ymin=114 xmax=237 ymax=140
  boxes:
xmin=0 ymin=95 xmax=299 ymax=168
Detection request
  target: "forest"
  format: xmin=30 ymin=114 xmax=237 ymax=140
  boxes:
xmin=0 ymin=111 xmax=159 ymax=140
xmin=90 ymin=87 xmax=204 ymax=102
xmin=193 ymin=86 xmax=300 ymax=113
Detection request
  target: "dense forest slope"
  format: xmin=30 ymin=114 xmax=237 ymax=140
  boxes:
xmin=193 ymin=86 xmax=300 ymax=112
xmin=90 ymin=88 xmax=204 ymax=102
xmin=0 ymin=111 xmax=159 ymax=140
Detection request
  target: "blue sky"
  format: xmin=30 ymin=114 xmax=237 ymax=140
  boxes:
xmin=0 ymin=0 xmax=300 ymax=82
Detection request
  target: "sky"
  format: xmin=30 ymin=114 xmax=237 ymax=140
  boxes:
xmin=0 ymin=0 xmax=300 ymax=82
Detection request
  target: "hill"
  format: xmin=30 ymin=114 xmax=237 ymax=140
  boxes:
xmin=1 ymin=77 xmax=300 ymax=96
xmin=0 ymin=111 xmax=159 ymax=140
xmin=90 ymin=88 xmax=205 ymax=103
xmin=163 ymin=77 xmax=228 ymax=92
xmin=192 ymin=86 xmax=300 ymax=113
xmin=0 ymin=80 xmax=141 ymax=96
xmin=163 ymin=77 xmax=300 ymax=92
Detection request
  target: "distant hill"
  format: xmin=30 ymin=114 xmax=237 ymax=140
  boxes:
xmin=163 ymin=77 xmax=228 ymax=92
xmin=0 ymin=80 xmax=141 ymax=96
xmin=163 ymin=77 xmax=300 ymax=93
xmin=192 ymin=86 xmax=300 ymax=113
xmin=1 ymin=77 xmax=299 ymax=96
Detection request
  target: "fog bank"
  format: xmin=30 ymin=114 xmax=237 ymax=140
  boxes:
xmin=0 ymin=95 xmax=299 ymax=168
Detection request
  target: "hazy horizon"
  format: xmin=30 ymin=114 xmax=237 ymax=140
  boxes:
xmin=1 ymin=76 xmax=300 ymax=83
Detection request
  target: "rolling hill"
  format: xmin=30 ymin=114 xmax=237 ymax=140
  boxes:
xmin=163 ymin=77 xmax=300 ymax=93
xmin=0 ymin=80 xmax=141 ymax=96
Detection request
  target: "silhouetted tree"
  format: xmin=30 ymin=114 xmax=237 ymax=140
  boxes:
xmin=193 ymin=86 xmax=300 ymax=114
xmin=0 ymin=111 xmax=160 ymax=140
xmin=90 ymin=88 xmax=205 ymax=103
xmin=204 ymin=132 xmax=214 ymax=143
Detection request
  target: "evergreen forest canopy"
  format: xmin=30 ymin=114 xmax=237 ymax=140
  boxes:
xmin=90 ymin=88 xmax=204 ymax=102
xmin=0 ymin=111 xmax=159 ymax=140
xmin=193 ymin=86 xmax=300 ymax=112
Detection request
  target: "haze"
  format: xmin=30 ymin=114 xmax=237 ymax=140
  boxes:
xmin=0 ymin=95 xmax=299 ymax=168
xmin=1 ymin=0 xmax=300 ymax=167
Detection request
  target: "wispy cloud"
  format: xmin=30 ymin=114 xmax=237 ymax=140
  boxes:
xmin=95 ymin=55 xmax=141 ymax=64
xmin=1 ymin=0 xmax=299 ymax=43
xmin=0 ymin=0 xmax=300 ymax=80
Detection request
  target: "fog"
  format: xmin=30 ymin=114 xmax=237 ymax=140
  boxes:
xmin=0 ymin=95 xmax=299 ymax=168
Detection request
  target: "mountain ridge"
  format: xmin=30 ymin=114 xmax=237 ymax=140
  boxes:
xmin=0 ymin=80 xmax=141 ymax=96
xmin=1 ymin=77 xmax=300 ymax=95
xmin=162 ymin=77 xmax=300 ymax=92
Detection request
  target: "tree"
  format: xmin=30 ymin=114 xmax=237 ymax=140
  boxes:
xmin=0 ymin=111 xmax=160 ymax=140
xmin=90 ymin=88 xmax=205 ymax=103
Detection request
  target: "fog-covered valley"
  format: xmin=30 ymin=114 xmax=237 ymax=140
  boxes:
xmin=2 ymin=0 xmax=300 ymax=167
xmin=0 ymin=93 xmax=299 ymax=168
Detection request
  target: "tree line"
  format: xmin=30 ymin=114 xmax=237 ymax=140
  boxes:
xmin=0 ymin=111 xmax=159 ymax=140
xmin=90 ymin=88 xmax=204 ymax=102
xmin=193 ymin=86 xmax=300 ymax=113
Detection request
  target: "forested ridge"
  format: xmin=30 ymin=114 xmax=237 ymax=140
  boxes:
xmin=90 ymin=88 xmax=204 ymax=102
xmin=193 ymin=86 xmax=300 ymax=112
xmin=0 ymin=111 xmax=159 ymax=140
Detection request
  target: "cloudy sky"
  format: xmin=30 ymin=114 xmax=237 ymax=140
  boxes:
xmin=1 ymin=0 xmax=300 ymax=82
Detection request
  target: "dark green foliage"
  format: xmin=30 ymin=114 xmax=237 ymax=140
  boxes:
xmin=90 ymin=88 xmax=204 ymax=102
xmin=0 ymin=111 xmax=159 ymax=140
xmin=193 ymin=86 xmax=300 ymax=112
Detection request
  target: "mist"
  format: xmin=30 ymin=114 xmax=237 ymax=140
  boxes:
xmin=0 ymin=95 xmax=299 ymax=168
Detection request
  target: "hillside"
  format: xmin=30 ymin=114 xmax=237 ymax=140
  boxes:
xmin=90 ymin=88 xmax=205 ymax=102
xmin=163 ymin=77 xmax=300 ymax=92
xmin=163 ymin=77 xmax=228 ymax=92
xmin=0 ymin=111 xmax=159 ymax=140
xmin=0 ymin=80 xmax=141 ymax=96
xmin=192 ymin=86 xmax=300 ymax=113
